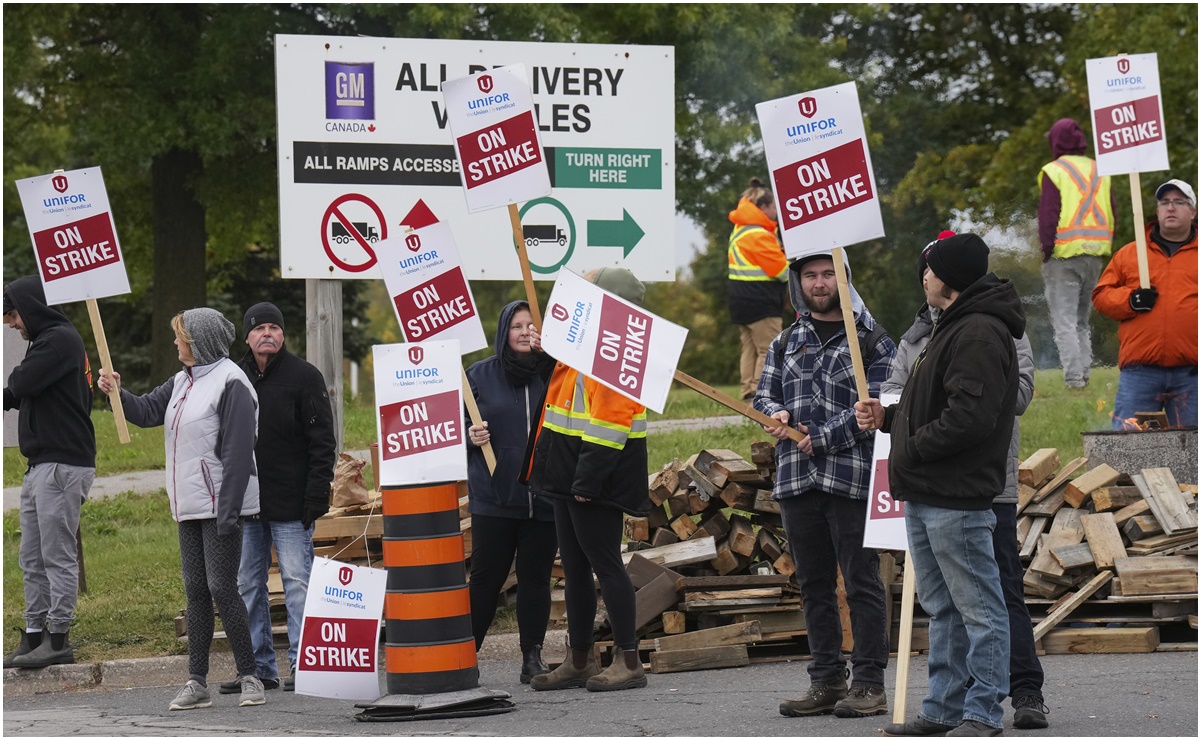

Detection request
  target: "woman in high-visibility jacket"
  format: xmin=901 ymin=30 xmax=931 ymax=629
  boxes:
xmin=728 ymin=178 xmax=789 ymax=400
xmin=523 ymin=267 xmax=650 ymax=693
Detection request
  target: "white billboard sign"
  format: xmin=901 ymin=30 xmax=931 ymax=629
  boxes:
xmin=756 ymin=82 xmax=884 ymax=259
xmin=540 ymin=270 xmax=686 ymax=414
xmin=14 ymin=168 xmax=131 ymax=305
xmin=1086 ymin=53 xmax=1169 ymax=176
xmin=275 ymin=35 xmax=675 ymax=281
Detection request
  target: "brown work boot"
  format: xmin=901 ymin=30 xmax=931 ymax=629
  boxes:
xmin=529 ymin=638 xmax=599 ymax=691
xmin=585 ymin=648 xmax=647 ymax=692
xmin=779 ymin=677 xmax=849 ymax=716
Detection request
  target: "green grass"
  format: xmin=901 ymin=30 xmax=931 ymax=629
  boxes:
xmin=1021 ymin=366 xmax=1120 ymax=461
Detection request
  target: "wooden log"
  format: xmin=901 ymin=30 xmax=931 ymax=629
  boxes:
xmin=650 ymin=527 xmax=680 ymax=548
xmin=1135 ymin=468 xmax=1198 ymax=535
xmin=720 ymin=482 xmax=758 ymax=511
xmin=710 ymin=541 xmax=748 ymax=576
xmin=1113 ymin=556 xmax=1198 ymax=596
xmin=697 ymin=511 xmax=731 ymax=540
xmin=1032 ymin=456 xmax=1088 ymax=503
xmin=1079 ymin=512 xmax=1127 ymax=569
xmin=649 ymin=644 xmax=749 ymax=674
xmin=1064 ymin=464 xmax=1121 ymax=509
xmin=624 ymin=517 xmax=650 ymax=543
xmin=752 ymin=489 xmax=781 ymax=515
xmin=684 ymin=463 xmax=723 ymax=500
xmin=710 ymin=457 xmax=762 ymax=484
xmin=1039 ymin=626 xmax=1159 ymax=654
xmin=728 ymin=516 xmax=757 ymax=557
xmin=1134 ymin=410 xmax=1170 ymax=429
xmin=1092 ymin=486 xmax=1144 ymax=513
xmin=654 ymin=621 xmax=762 ymax=652
xmin=757 ymin=529 xmax=784 ymax=562
xmin=687 ymin=489 xmax=715 ymax=516
xmin=1049 ymin=542 xmax=1096 ymax=570
xmin=732 ymin=608 xmax=806 ymax=634
xmin=661 ymin=611 xmax=686 ymax=634
xmin=620 ymin=536 xmax=718 ymax=569
xmin=1122 ymin=514 xmax=1163 ymax=541
xmin=693 ymin=449 xmax=745 ymax=476
xmin=646 ymin=502 xmax=669 ymax=530
xmin=649 ymin=461 xmax=681 ymax=505
xmin=633 ymin=573 xmax=682 ymax=631
xmin=750 ymin=441 xmax=776 ymax=465
xmin=773 ymin=552 xmax=796 ymax=577
xmin=671 ymin=514 xmax=699 ymax=541
xmin=666 ymin=492 xmax=690 ymax=519
xmin=1031 ymin=570 xmax=1115 ymax=641
xmin=1019 ymin=448 xmax=1060 ymax=487
xmin=625 ymin=553 xmax=684 ymax=590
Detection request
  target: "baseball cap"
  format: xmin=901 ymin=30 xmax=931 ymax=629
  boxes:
xmin=1155 ymin=179 xmax=1196 ymax=207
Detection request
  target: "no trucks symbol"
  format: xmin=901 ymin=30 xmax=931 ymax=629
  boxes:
xmin=321 ymin=193 xmax=388 ymax=273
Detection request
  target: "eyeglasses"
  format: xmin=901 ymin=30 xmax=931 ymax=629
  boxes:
xmin=1158 ymin=199 xmax=1193 ymax=209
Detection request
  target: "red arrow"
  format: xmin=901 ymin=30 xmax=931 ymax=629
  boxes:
xmin=399 ymin=199 xmax=439 ymax=229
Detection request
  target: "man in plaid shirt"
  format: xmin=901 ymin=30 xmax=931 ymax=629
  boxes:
xmin=754 ymin=251 xmax=895 ymax=720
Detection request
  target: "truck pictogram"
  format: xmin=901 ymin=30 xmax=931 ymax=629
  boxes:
xmin=522 ymin=224 xmax=567 ymax=247
xmin=332 ymin=222 xmax=380 ymax=244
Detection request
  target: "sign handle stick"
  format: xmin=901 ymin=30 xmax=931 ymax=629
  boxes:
xmin=1129 ymin=172 xmax=1151 ymax=289
xmin=672 ymin=369 xmax=807 ymax=444
xmin=507 ymin=204 xmax=543 ymax=331
xmin=86 ymin=298 xmax=130 ymax=444
xmin=461 ymin=370 xmax=497 ymax=474
xmin=891 ymin=553 xmax=918 ymax=724
xmin=832 ymin=247 xmax=870 ymax=402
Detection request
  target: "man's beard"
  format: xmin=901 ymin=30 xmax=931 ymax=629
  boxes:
xmin=802 ymin=288 xmax=840 ymax=315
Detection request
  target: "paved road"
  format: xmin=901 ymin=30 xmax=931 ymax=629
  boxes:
xmin=3 ymin=651 xmax=1196 ymax=736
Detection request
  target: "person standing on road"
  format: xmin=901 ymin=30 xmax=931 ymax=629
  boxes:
xmin=465 ymin=301 xmax=558 ymax=683
xmin=728 ymin=177 xmax=790 ymax=401
xmin=2 ymin=276 xmax=96 ymax=670
xmin=1092 ymin=178 xmax=1198 ymax=428
xmin=524 ymin=268 xmax=650 ymax=694
xmin=214 ymin=302 xmax=335 ymax=696
xmin=755 ymin=252 xmax=896 ymax=720
xmin=1038 ymin=117 xmax=1115 ymax=389
xmin=98 ymin=308 xmax=265 ymax=711
xmin=857 ymin=233 xmax=1023 ymax=737
xmin=883 ymin=235 xmax=1048 ymax=730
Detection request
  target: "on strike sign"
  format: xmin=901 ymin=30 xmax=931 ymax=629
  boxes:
xmin=442 ymin=64 xmax=551 ymax=212
xmin=373 ymin=340 xmax=466 ymax=485
xmin=295 ymin=557 xmax=385 ymax=700
xmin=863 ymin=393 xmax=907 ymax=551
xmin=375 ymin=221 xmax=486 ymax=354
xmin=15 ymin=168 xmax=131 ymax=305
xmin=1086 ymin=53 xmax=1169 ymax=176
xmin=540 ymin=270 xmax=686 ymax=414
xmin=756 ymin=82 xmax=884 ymax=259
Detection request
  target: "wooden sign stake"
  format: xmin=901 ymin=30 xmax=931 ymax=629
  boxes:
xmin=892 ymin=554 xmax=918 ymax=724
xmin=461 ymin=370 xmax=497 ymax=474
xmin=1129 ymin=171 xmax=1151 ymax=289
xmin=832 ymin=247 xmax=870 ymax=401
xmin=86 ymin=298 xmax=129 ymax=444
xmin=672 ymin=370 xmax=807 ymax=444
xmin=507 ymin=203 xmax=543 ymax=330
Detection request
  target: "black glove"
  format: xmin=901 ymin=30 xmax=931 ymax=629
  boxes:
xmin=1129 ymin=287 xmax=1158 ymax=312
xmin=302 ymin=502 xmax=329 ymax=529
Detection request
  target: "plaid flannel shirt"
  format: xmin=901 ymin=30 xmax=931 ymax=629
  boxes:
xmin=753 ymin=310 xmax=896 ymax=501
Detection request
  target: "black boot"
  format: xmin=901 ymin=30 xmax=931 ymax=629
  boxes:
xmin=3 ymin=629 xmax=43 ymax=669
xmin=520 ymin=644 xmax=550 ymax=684
xmin=12 ymin=630 xmax=74 ymax=669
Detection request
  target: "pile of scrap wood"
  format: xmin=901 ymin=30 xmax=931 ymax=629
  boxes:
xmin=1017 ymin=449 xmax=1198 ymax=654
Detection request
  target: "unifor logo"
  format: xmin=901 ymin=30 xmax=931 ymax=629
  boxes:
xmin=477 ymin=74 xmax=494 ymax=94
xmin=798 ymin=97 xmax=818 ymax=119
xmin=550 ymin=303 xmax=569 ymax=322
xmin=339 ymin=566 xmax=353 ymax=586
xmin=1117 ymin=58 xmax=1131 ymax=75
xmin=405 ymin=233 xmax=421 ymax=252
xmin=408 ymin=346 xmax=424 ymax=365
xmin=52 ymin=175 xmax=69 ymax=193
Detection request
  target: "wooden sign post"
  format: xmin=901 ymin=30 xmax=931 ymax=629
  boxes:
xmin=508 ymin=204 xmax=543 ymax=331
xmin=86 ymin=299 xmax=130 ymax=444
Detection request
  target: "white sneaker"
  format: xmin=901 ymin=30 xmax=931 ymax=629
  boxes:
xmin=238 ymin=675 xmax=266 ymax=707
xmin=169 ymin=680 xmax=213 ymax=710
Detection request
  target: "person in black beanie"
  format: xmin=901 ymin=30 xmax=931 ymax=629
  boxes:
xmin=217 ymin=301 xmax=337 ymax=694
xmin=857 ymin=233 xmax=1026 ymax=737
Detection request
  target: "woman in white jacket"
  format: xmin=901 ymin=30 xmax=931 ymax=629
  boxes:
xmin=99 ymin=308 xmax=264 ymax=711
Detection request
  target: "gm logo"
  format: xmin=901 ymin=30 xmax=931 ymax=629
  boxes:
xmin=339 ymin=567 xmax=353 ymax=586
xmin=326 ymin=61 xmax=375 ymax=120
xmin=477 ymin=74 xmax=494 ymax=94
xmin=550 ymin=304 xmax=568 ymax=322
xmin=405 ymin=233 xmax=421 ymax=252
xmin=798 ymin=97 xmax=818 ymax=119
xmin=1117 ymin=57 xmax=1131 ymax=75
xmin=408 ymin=346 xmax=424 ymax=365
xmin=52 ymin=175 xmax=69 ymax=193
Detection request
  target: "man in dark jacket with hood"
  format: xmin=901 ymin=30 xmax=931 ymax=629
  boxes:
xmin=1039 ymin=118 xmax=1115 ymax=389
xmin=857 ymin=234 xmax=1025 ymax=737
xmin=3 ymin=275 xmax=96 ymax=669
xmin=221 ymin=302 xmax=335 ymax=694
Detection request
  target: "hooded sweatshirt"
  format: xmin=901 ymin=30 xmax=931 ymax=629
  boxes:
xmin=727 ymin=198 xmax=789 ymax=325
xmin=464 ymin=301 xmax=555 ymax=521
xmin=2 ymin=275 xmax=96 ymax=469
xmin=753 ymin=252 xmax=896 ymax=501
xmin=1039 ymin=118 xmax=1116 ymax=258
xmin=883 ymin=274 xmax=1027 ymax=510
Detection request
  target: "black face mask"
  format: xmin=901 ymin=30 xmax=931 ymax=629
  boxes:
xmin=501 ymin=344 xmax=541 ymax=387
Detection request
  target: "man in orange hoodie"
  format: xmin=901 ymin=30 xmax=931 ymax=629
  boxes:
xmin=1093 ymin=179 xmax=1198 ymax=427
xmin=728 ymin=178 xmax=789 ymax=400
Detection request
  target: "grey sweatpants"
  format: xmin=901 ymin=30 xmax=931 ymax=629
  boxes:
xmin=19 ymin=462 xmax=94 ymax=633
xmin=1042 ymin=255 xmax=1103 ymax=387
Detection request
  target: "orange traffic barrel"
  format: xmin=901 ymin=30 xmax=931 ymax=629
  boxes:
xmin=381 ymin=482 xmax=479 ymax=695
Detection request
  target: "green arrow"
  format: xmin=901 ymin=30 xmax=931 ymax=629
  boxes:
xmin=587 ymin=210 xmax=644 ymax=258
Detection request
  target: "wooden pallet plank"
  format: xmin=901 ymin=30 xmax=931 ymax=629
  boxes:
xmin=1032 ymin=456 xmax=1088 ymax=504
xmin=1031 ymin=571 xmax=1115 ymax=641
xmin=1039 ymin=625 xmax=1159 ymax=654
xmin=620 ymin=536 xmax=718 ymax=569
xmin=1114 ymin=556 xmax=1199 ymax=596
xmin=649 ymin=644 xmax=749 ymax=674
xmin=1019 ymin=448 xmax=1060 ymax=487
xmin=1136 ymin=468 xmax=1198 ymax=534
xmin=1080 ymin=512 xmax=1127 ymax=570
xmin=653 ymin=621 xmax=762 ymax=652
xmin=1065 ymin=464 xmax=1122 ymax=509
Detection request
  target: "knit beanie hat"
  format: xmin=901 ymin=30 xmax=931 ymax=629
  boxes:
xmin=183 ymin=308 xmax=236 ymax=366
xmin=925 ymin=233 xmax=989 ymax=292
xmin=244 ymin=301 xmax=285 ymax=337
xmin=591 ymin=267 xmax=645 ymax=306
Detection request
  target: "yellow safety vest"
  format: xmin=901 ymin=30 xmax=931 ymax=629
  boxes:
xmin=1039 ymin=155 xmax=1114 ymax=259
xmin=728 ymin=226 xmax=776 ymax=282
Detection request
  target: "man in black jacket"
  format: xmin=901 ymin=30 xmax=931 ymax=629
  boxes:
xmin=220 ymin=302 xmax=336 ymax=694
xmin=856 ymin=234 xmax=1024 ymax=738
xmin=3 ymin=276 xmax=96 ymax=669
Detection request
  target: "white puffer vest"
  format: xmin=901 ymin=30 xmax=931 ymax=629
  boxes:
xmin=164 ymin=358 xmax=260 ymax=522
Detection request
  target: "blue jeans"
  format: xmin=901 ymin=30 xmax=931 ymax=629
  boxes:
xmin=906 ymin=502 xmax=1009 ymax=729
xmin=992 ymin=503 xmax=1043 ymax=701
xmin=238 ymin=519 xmax=314 ymax=677
xmin=1112 ymin=364 xmax=1198 ymax=428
